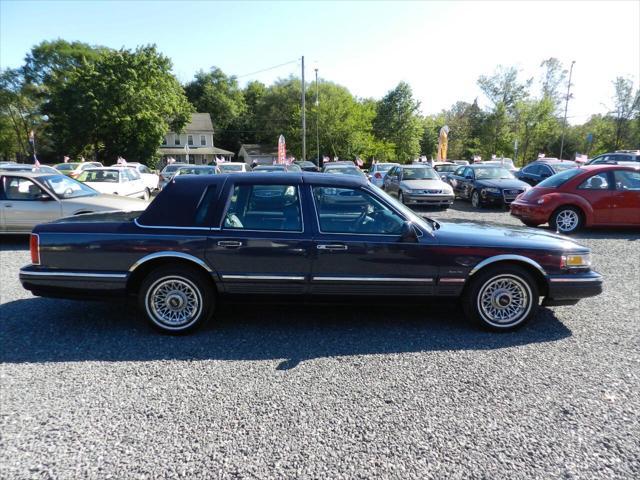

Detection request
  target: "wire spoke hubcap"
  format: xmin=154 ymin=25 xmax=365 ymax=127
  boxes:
xmin=149 ymin=278 xmax=201 ymax=327
xmin=556 ymin=210 xmax=578 ymax=232
xmin=478 ymin=275 xmax=530 ymax=325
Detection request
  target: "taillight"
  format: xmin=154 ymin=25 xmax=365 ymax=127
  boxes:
xmin=374 ymin=172 xmax=382 ymax=178
xmin=30 ymin=234 xmax=40 ymax=265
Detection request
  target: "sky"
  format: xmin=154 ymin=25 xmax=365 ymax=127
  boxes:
xmin=1 ymin=0 xmax=639 ymax=124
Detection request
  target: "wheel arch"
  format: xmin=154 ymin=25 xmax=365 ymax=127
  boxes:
xmin=126 ymin=252 xmax=219 ymax=295
xmin=551 ymin=196 xmax=593 ymax=226
xmin=468 ymin=255 xmax=548 ymax=297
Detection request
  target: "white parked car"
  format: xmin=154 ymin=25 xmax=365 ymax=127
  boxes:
xmin=118 ymin=163 xmax=159 ymax=191
xmin=76 ymin=167 xmax=150 ymax=200
xmin=218 ymin=162 xmax=248 ymax=173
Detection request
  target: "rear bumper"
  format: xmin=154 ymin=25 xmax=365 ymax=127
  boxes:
xmin=20 ymin=265 xmax=129 ymax=299
xmin=545 ymin=270 xmax=603 ymax=304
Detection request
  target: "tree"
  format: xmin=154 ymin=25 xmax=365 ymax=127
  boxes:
xmin=610 ymin=77 xmax=640 ymax=149
xmin=184 ymin=67 xmax=246 ymax=149
xmin=47 ymin=45 xmax=193 ymax=165
xmin=373 ymin=82 xmax=422 ymax=162
xmin=515 ymin=97 xmax=559 ymax=163
xmin=539 ymin=58 xmax=567 ymax=109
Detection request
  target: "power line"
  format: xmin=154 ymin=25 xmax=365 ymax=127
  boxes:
xmin=235 ymin=59 xmax=299 ymax=80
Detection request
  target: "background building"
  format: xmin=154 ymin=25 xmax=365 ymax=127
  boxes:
xmin=159 ymin=113 xmax=233 ymax=164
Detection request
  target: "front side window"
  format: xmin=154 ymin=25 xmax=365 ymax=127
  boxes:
xmin=579 ymin=172 xmax=610 ymax=190
xmin=223 ymin=184 xmax=302 ymax=231
xmin=614 ymin=170 xmax=640 ymax=190
xmin=312 ymin=186 xmax=405 ymax=235
xmin=523 ymin=164 xmax=541 ymax=175
xmin=40 ymin=174 xmax=96 ymax=198
xmin=454 ymin=166 xmax=466 ymax=176
xmin=4 ymin=177 xmax=46 ymax=200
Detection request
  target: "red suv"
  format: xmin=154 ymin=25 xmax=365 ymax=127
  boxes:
xmin=510 ymin=165 xmax=640 ymax=234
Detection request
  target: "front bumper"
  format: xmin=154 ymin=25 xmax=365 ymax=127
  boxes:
xmin=403 ymin=193 xmax=454 ymax=206
xmin=544 ymin=270 xmax=603 ymax=305
xmin=20 ymin=265 xmax=129 ymax=299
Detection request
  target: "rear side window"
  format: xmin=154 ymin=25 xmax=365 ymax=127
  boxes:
xmin=578 ymin=172 xmax=610 ymax=190
xmin=223 ymin=184 xmax=302 ymax=232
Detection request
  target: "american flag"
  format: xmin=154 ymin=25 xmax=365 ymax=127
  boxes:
xmin=356 ymin=157 xmax=363 ymax=167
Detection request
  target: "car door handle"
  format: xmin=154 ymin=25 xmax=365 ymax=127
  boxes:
xmin=317 ymin=244 xmax=348 ymax=251
xmin=4 ymin=204 xmax=12 ymax=208
xmin=217 ymin=240 xmax=242 ymax=248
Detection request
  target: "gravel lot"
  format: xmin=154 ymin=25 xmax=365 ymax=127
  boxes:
xmin=1 ymin=202 xmax=639 ymax=479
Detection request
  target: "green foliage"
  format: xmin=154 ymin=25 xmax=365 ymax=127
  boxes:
xmin=47 ymin=45 xmax=193 ymax=165
xmin=373 ymin=82 xmax=422 ymax=162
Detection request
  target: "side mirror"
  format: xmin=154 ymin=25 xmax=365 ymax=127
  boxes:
xmin=400 ymin=221 xmax=419 ymax=243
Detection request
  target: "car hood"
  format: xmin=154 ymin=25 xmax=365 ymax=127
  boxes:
xmin=401 ymin=179 xmax=451 ymax=190
xmin=434 ymin=221 xmax=587 ymax=252
xmin=61 ymin=194 xmax=147 ymax=213
xmin=476 ymin=178 xmax=529 ymax=189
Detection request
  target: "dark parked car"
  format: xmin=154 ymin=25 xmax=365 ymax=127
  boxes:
xmin=253 ymin=164 xmax=302 ymax=173
xmin=516 ymin=160 xmax=577 ymax=186
xmin=447 ymin=164 xmax=531 ymax=208
xmin=294 ymin=160 xmax=320 ymax=172
xmin=21 ymin=173 xmax=602 ymax=334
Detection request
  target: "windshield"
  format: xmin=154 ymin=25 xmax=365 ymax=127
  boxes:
xmin=537 ymin=168 xmax=583 ymax=188
xmin=402 ymin=167 xmax=439 ymax=180
xmin=162 ymin=164 xmax=183 ymax=173
xmin=326 ymin=167 xmax=364 ymax=176
xmin=368 ymin=184 xmax=433 ymax=233
xmin=219 ymin=164 xmax=244 ymax=172
xmin=176 ymin=167 xmax=216 ymax=175
xmin=434 ymin=164 xmax=458 ymax=173
xmin=474 ymin=167 xmax=514 ymax=179
xmin=40 ymin=174 xmax=98 ymax=198
xmin=77 ymin=170 xmax=119 ymax=182
xmin=54 ymin=163 xmax=79 ymax=171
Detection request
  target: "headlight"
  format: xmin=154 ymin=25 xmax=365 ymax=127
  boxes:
xmin=561 ymin=253 xmax=591 ymax=268
xmin=482 ymin=187 xmax=500 ymax=194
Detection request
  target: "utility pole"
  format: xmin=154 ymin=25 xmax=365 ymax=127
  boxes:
xmin=315 ymin=68 xmax=320 ymax=167
xmin=301 ymin=56 xmax=306 ymax=161
xmin=559 ymin=60 xmax=575 ymax=160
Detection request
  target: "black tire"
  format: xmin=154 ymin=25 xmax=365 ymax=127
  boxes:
xmin=471 ymin=190 xmax=482 ymax=208
xmin=398 ymin=190 xmax=405 ymax=204
xmin=522 ymin=221 xmax=539 ymax=228
xmin=462 ymin=264 xmax=539 ymax=331
xmin=143 ymin=188 xmax=150 ymax=201
xmin=549 ymin=206 xmax=583 ymax=234
xmin=138 ymin=264 xmax=215 ymax=334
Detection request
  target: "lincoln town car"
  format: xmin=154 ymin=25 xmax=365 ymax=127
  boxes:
xmin=20 ymin=173 xmax=603 ymax=334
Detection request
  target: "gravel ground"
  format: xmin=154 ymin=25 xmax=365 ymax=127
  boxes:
xmin=1 ymin=202 xmax=639 ymax=479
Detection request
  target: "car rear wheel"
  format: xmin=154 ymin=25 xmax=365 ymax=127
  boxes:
xmin=142 ymin=188 xmax=150 ymax=201
xmin=550 ymin=206 xmax=582 ymax=234
xmin=463 ymin=265 xmax=539 ymax=331
xmin=139 ymin=265 xmax=214 ymax=334
xmin=471 ymin=190 xmax=481 ymax=208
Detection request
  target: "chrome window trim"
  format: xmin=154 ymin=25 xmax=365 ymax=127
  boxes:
xmin=128 ymin=252 xmax=213 ymax=273
xmin=134 ymin=218 xmax=214 ymax=231
xmin=469 ymin=255 xmax=547 ymax=276
xmin=312 ymin=276 xmax=433 ymax=283
xmin=218 ymin=183 xmax=305 ymax=234
xmin=221 ymin=274 xmax=306 ymax=281
xmin=20 ymin=270 xmax=127 ymax=279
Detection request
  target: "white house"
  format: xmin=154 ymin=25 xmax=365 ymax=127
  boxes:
xmin=159 ymin=113 xmax=233 ymax=165
xmin=238 ymin=144 xmax=278 ymax=166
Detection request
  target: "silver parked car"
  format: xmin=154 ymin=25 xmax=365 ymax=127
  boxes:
xmin=0 ymin=172 xmax=147 ymax=234
xmin=383 ymin=165 xmax=455 ymax=208
xmin=367 ymin=162 xmax=399 ymax=187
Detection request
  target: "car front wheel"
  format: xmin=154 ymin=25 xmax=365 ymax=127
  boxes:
xmin=550 ymin=206 xmax=583 ymax=234
xmin=139 ymin=264 xmax=214 ymax=334
xmin=463 ymin=265 xmax=539 ymax=331
xmin=398 ymin=191 xmax=405 ymax=204
xmin=142 ymin=188 xmax=150 ymax=201
xmin=471 ymin=190 xmax=481 ymax=208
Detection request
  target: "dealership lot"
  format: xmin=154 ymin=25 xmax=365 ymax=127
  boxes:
xmin=1 ymin=204 xmax=639 ymax=479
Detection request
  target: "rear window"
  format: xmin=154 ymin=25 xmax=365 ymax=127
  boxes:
xmin=537 ymin=168 xmax=583 ymax=188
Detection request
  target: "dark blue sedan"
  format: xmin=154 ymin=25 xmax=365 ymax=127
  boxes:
xmin=447 ymin=164 xmax=531 ymax=208
xmin=20 ymin=173 xmax=601 ymax=334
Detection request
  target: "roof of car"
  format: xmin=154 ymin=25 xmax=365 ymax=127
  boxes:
xmin=180 ymin=172 xmax=368 ymax=187
xmin=0 ymin=171 xmax=61 ymax=178
xmin=579 ymin=164 xmax=640 ymax=172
